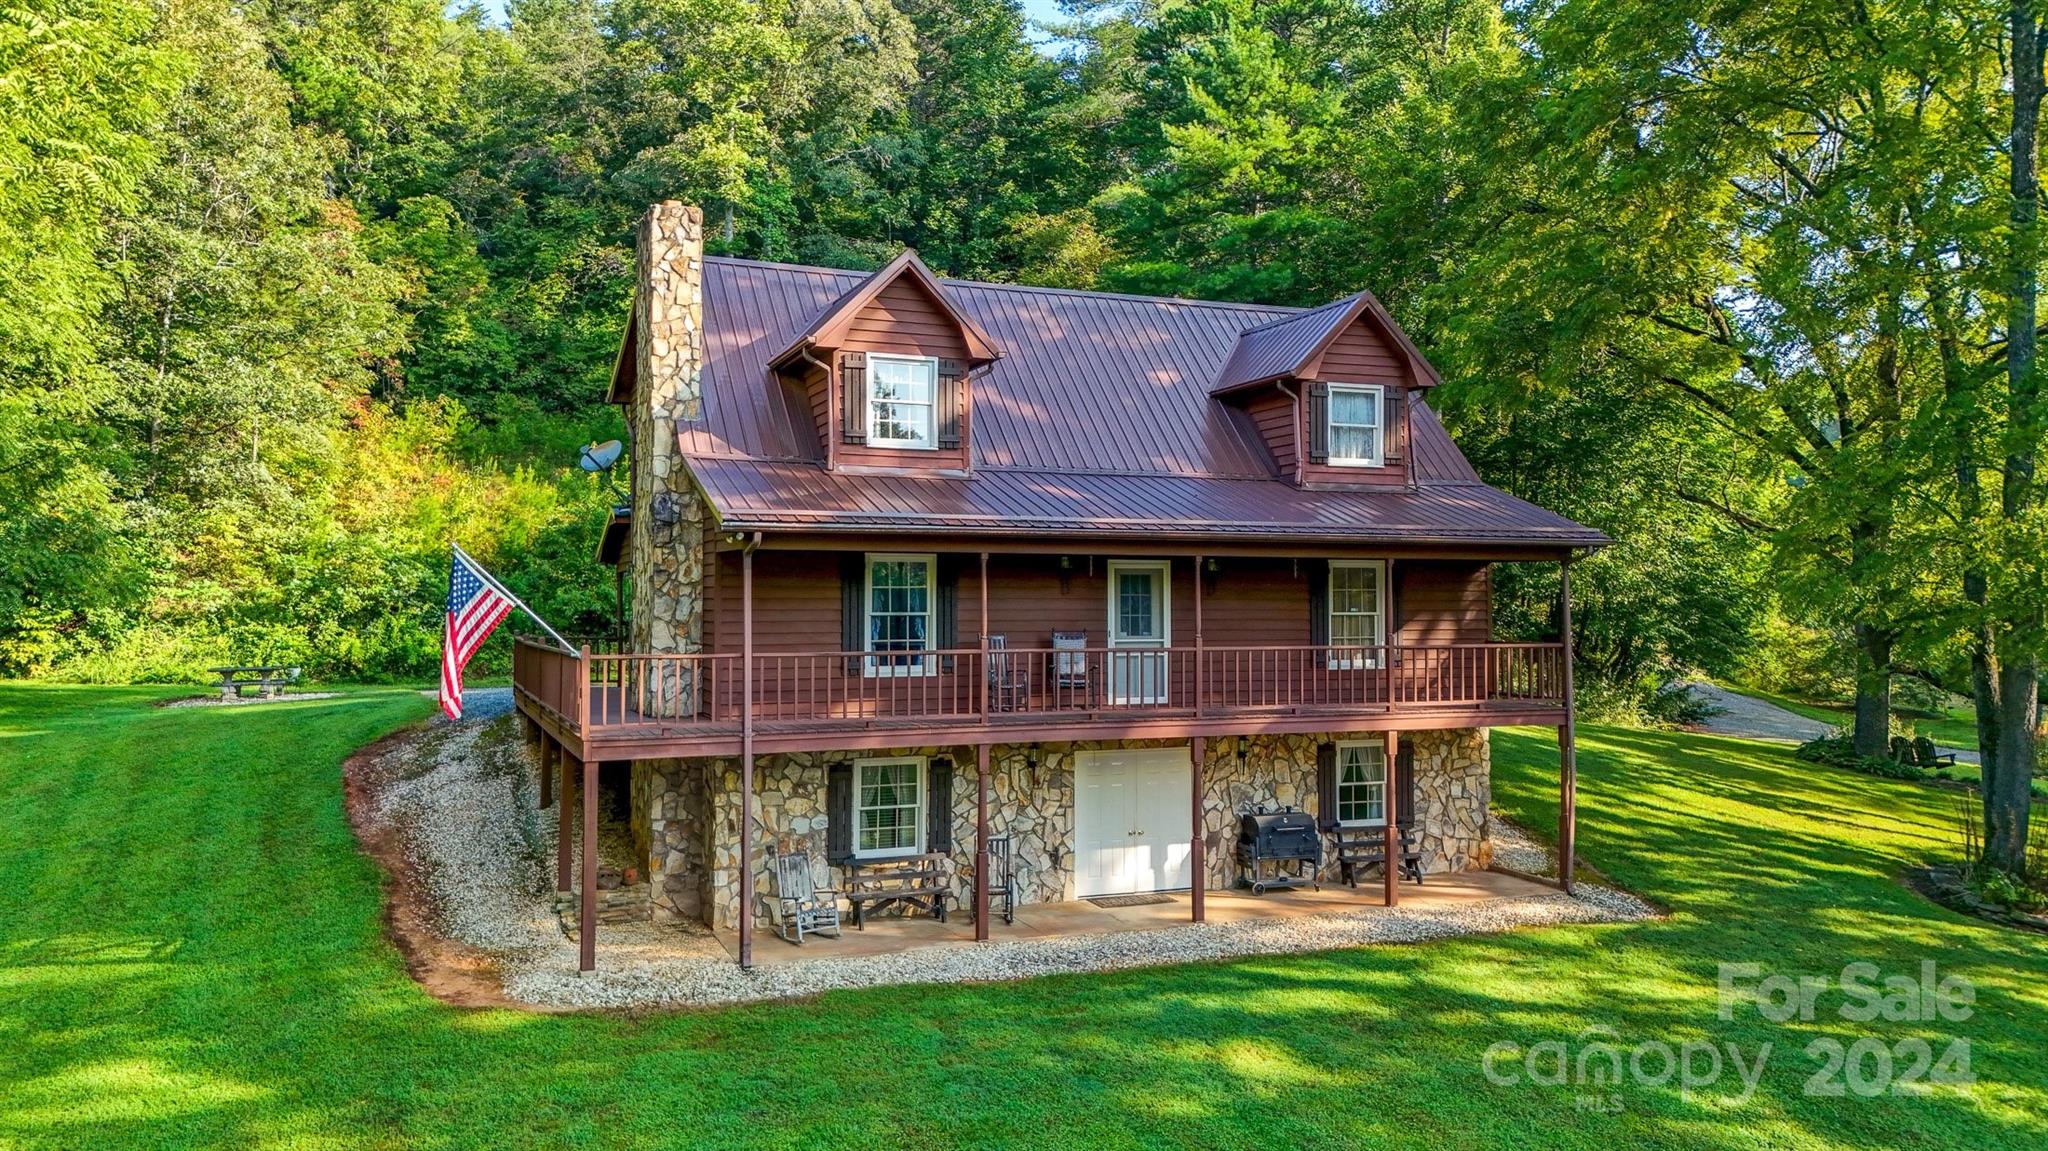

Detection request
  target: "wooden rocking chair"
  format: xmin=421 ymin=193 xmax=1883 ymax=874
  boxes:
xmin=764 ymin=849 xmax=842 ymax=945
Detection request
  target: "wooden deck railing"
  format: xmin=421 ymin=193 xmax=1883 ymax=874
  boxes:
xmin=516 ymin=637 xmax=1567 ymax=739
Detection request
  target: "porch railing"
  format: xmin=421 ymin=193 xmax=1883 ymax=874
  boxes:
xmin=512 ymin=638 xmax=1567 ymax=737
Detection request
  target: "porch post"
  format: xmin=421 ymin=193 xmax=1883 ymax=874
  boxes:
xmin=1558 ymin=555 xmax=1578 ymax=896
xmin=1193 ymin=554 xmax=1205 ymax=716
xmin=979 ymin=551 xmax=990 ymax=724
xmin=739 ymin=542 xmax=756 ymax=969
xmin=1384 ymin=729 xmax=1400 ymax=908
xmin=1190 ymin=735 xmax=1205 ymax=922
xmin=539 ymin=732 xmax=555 ymax=809
xmin=975 ymin=742 xmax=991 ymax=940
xmin=578 ymin=753 xmax=597 ymax=972
xmin=556 ymin=741 xmax=574 ymax=893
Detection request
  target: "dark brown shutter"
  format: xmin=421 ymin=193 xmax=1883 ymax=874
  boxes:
xmin=1306 ymin=558 xmax=1330 ymax=646
xmin=1306 ymin=381 xmax=1330 ymax=463
xmin=840 ymin=351 xmax=868 ymax=444
xmin=1316 ymin=742 xmax=1337 ymax=829
xmin=1395 ymin=742 xmax=1417 ymax=829
xmin=841 ymin=553 xmax=865 ymax=673
xmin=1382 ymin=388 xmax=1406 ymax=467
xmin=934 ymin=555 xmax=959 ymax=672
xmin=937 ymin=358 xmax=965 ymax=449
xmin=826 ymin=761 xmax=854 ymax=863
xmin=926 ymin=757 xmax=953 ymax=854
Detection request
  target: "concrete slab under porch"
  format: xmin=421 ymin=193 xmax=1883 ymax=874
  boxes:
xmin=716 ymin=869 xmax=1555 ymax=966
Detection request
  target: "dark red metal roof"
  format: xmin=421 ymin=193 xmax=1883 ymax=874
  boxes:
xmin=676 ymin=257 xmax=1604 ymax=548
xmin=766 ymin=249 xmax=1000 ymax=370
xmin=1209 ymin=290 xmax=1444 ymax=396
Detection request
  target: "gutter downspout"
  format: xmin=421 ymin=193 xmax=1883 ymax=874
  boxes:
xmin=796 ymin=344 xmax=836 ymax=472
xmin=1277 ymin=381 xmax=1304 ymax=487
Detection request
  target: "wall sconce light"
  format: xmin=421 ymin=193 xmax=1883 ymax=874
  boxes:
xmin=1057 ymin=556 xmax=1074 ymax=594
xmin=1235 ymin=736 xmax=1249 ymax=772
xmin=651 ymin=492 xmax=681 ymax=526
xmin=1205 ymin=557 xmax=1221 ymax=574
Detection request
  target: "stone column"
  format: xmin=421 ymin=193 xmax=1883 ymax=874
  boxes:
xmin=627 ymin=201 xmax=707 ymax=713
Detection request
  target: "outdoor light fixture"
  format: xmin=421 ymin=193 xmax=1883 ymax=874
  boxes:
xmin=651 ymin=493 xmax=681 ymax=526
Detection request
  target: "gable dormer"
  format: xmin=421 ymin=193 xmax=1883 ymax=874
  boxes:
xmin=769 ymin=250 xmax=1000 ymax=471
xmin=1212 ymin=291 xmax=1440 ymax=487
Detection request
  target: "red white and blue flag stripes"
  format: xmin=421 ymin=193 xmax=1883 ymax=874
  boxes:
xmin=441 ymin=548 xmax=515 ymax=721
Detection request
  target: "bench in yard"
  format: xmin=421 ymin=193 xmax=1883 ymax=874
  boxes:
xmin=208 ymin=665 xmax=302 ymax=701
xmin=1326 ymin=824 xmax=1425 ymax=887
xmin=841 ymin=852 xmax=951 ymax=929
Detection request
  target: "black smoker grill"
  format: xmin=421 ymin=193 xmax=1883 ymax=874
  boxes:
xmin=1236 ymin=806 xmax=1323 ymax=894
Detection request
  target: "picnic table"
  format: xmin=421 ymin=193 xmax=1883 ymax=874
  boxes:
xmin=208 ymin=665 xmax=302 ymax=701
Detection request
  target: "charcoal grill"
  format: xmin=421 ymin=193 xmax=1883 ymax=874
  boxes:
xmin=1235 ymin=806 xmax=1322 ymax=894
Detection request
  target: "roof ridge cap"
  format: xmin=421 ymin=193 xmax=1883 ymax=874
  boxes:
xmin=1232 ymin=292 xmax=1360 ymax=334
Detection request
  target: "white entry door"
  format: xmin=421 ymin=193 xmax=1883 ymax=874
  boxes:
xmin=1073 ymin=747 xmax=1193 ymax=897
xmin=1107 ymin=561 xmax=1170 ymax=705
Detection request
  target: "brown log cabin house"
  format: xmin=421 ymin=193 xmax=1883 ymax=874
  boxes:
xmin=512 ymin=202 xmax=1607 ymax=971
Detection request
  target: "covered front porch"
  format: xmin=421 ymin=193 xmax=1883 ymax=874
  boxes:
xmin=713 ymin=868 xmax=1557 ymax=966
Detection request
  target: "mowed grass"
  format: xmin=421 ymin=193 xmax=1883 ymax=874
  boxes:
xmin=2 ymin=685 xmax=2045 ymax=1150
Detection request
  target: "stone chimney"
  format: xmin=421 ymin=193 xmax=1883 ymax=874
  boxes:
xmin=627 ymin=202 xmax=705 ymax=658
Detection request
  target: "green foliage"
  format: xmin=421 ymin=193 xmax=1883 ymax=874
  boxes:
xmin=1794 ymin=734 xmax=1928 ymax=782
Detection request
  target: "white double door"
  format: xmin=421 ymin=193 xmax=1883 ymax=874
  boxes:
xmin=1073 ymin=747 xmax=1193 ymax=897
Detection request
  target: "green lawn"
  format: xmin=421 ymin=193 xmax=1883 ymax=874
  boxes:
xmin=2 ymin=685 xmax=2044 ymax=1149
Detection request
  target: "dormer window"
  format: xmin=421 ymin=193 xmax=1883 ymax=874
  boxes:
xmin=868 ymin=353 xmax=939 ymax=450
xmin=1325 ymin=383 xmax=1384 ymax=467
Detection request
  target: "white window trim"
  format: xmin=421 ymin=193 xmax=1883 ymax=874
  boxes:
xmin=1105 ymin=559 xmax=1173 ymax=647
xmin=1334 ymin=739 xmax=1389 ymax=828
xmin=1325 ymin=382 xmax=1385 ymax=467
xmin=1327 ymin=559 xmax=1387 ymax=671
xmin=863 ymin=552 xmax=938 ymax=678
xmin=852 ymin=755 xmax=926 ymax=859
xmin=866 ymin=352 xmax=940 ymax=450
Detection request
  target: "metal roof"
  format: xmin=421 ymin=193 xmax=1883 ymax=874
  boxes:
xmin=670 ymin=256 xmax=1604 ymax=549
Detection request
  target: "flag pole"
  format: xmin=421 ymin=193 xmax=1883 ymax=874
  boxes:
xmin=452 ymin=543 xmax=576 ymax=653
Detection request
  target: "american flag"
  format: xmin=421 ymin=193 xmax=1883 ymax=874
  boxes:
xmin=441 ymin=548 xmax=515 ymax=721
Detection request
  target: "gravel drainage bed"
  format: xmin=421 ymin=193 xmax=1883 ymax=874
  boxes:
xmin=356 ymin=712 xmax=1657 ymax=1011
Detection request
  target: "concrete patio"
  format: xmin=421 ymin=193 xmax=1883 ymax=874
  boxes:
xmin=719 ymin=868 xmax=1556 ymax=965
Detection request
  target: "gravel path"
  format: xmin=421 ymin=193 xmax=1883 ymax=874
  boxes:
xmin=1681 ymin=680 xmax=1980 ymax=764
xmin=360 ymin=710 xmax=1658 ymax=1011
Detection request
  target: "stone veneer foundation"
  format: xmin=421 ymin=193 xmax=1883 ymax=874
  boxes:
xmin=629 ymin=729 xmax=1492 ymax=931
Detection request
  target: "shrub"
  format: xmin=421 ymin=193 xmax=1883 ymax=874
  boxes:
xmin=1794 ymin=734 xmax=1928 ymax=781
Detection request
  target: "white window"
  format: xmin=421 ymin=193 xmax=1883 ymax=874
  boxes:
xmin=868 ymin=353 xmax=938 ymax=449
xmin=1335 ymin=740 xmax=1388 ymax=826
xmin=855 ymin=757 xmax=925 ymax=857
xmin=1326 ymin=383 xmax=1384 ymax=466
xmin=865 ymin=553 xmax=935 ymax=677
xmin=1329 ymin=560 xmax=1386 ymax=670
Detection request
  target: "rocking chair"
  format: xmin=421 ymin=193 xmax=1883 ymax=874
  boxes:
xmin=973 ymin=835 xmax=1019 ymax=925
xmin=764 ymin=849 xmax=842 ymax=945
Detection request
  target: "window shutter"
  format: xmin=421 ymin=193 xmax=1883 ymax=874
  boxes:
xmin=1382 ymin=388 xmax=1406 ymax=466
xmin=840 ymin=351 xmax=868 ymax=444
xmin=841 ymin=553 xmax=865 ymax=673
xmin=1306 ymin=558 xmax=1330 ymax=646
xmin=937 ymin=358 xmax=965 ymax=449
xmin=1316 ymin=742 xmax=1337 ymax=829
xmin=935 ymin=555 xmax=959 ymax=672
xmin=1395 ymin=743 xmax=1417 ymax=829
xmin=1306 ymin=381 xmax=1330 ymax=463
xmin=926 ymin=757 xmax=953 ymax=854
xmin=826 ymin=761 xmax=854 ymax=863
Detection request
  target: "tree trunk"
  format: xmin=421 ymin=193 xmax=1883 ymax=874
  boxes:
xmin=1985 ymin=1 xmax=2045 ymax=872
xmin=1852 ymin=624 xmax=1892 ymax=758
xmin=1987 ymin=662 xmax=2038 ymax=870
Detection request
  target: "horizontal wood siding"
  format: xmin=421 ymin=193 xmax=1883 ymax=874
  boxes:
xmin=705 ymin=552 xmax=1488 ymax=653
xmin=833 ymin=278 xmax=972 ymax=470
xmin=1301 ymin=317 xmax=1410 ymax=487
xmin=1243 ymin=390 xmax=1296 ymax=477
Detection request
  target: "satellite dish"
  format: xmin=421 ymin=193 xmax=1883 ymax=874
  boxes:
xmin=579 ymin=440 xmax=624 ymax=472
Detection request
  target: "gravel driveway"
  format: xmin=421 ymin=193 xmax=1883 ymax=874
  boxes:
xmin=1682 ymin=680 xmax=1979 ymax=764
